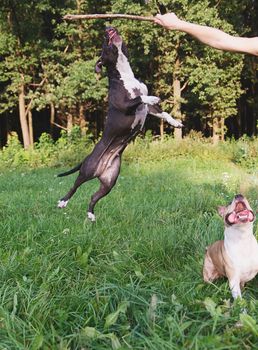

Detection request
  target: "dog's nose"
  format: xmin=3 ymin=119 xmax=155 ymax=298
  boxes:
xmin=235 ymin=194 xmax=244 ymax=200
xmin=105 ymin=27 xmax=119 ymax=44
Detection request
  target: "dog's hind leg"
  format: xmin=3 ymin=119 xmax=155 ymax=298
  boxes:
xmin=87 ymin=157 xmax=121 ymax=221
xmin=58 ymin=174 xmax=87 ymax=208
xmin=203 ymin=250 xmax=221 ymax=283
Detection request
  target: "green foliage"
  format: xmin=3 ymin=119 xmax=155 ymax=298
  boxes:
xmin=240 ymin=313 xmax=258 ymax=336
xmin=0 ymin=133 xmax=24 ymax=165
xmin=0 ymin=127 xmax=94 ymax=168
xmin=55 ymin=59 xmax=107 ymax=110
xmin=0 ymin=0 xmax=254 ymax=143
xmin=0 ymin=133 xmax=257 ymax=172
xmin=229 ymin=135 xmax=258 ymax=169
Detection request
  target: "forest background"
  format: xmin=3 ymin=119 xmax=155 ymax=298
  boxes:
xmin=0 ymin=2 xmax=258 ymax=348
xmin=0 ymin=0 xmax=257 ymax=150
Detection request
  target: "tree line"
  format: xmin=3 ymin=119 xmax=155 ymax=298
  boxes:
xmin=0 ymin=0 xmax=257 ymax=149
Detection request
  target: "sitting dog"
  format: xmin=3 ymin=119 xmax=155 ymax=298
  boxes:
xmin=203 ymin=194 xmax=257 ymax=299
xmin=58 ymin=27 xmax=182 ymax=221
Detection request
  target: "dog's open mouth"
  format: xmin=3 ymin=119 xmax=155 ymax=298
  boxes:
xmin=225 ymin=201 xmax=254 ymax=225
xmin=106 ymin=27 xmax=120 ymax=45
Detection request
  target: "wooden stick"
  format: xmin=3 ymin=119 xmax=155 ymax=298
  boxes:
xmin=52 ymin=122 xmax=67 ymax=131
xmin=63 ymin=13 xmax=155 ymax=22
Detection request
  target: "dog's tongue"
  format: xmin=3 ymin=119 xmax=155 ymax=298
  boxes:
xmin=227 ymin=212 xmax=237 ymax=224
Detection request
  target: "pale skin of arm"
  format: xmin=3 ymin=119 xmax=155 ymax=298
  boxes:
xmin=154 ymin=13 xmax=258 ymax=56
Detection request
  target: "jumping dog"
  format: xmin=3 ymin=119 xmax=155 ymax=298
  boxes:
xmin=58 ymin=27 xmax=182 ymax=221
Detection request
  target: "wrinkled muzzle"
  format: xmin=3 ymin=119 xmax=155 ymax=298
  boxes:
xmin=225 ymin=195 xmax=255 ymax=225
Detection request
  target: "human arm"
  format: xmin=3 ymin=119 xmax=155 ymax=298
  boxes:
xmin=154 ymin=13 xmax=258 ymax=56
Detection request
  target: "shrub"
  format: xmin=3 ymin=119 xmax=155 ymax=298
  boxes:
xmin=0 ymin=133 xmax=25 ymax=166
xmin=229 ymin=135 xmax=258 ymax=170
xmin=0 ymin=130 xmax=257 ymax=171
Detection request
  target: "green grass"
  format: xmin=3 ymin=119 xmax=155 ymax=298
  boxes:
xmin=0 ymin=151 xmax=257 ymax=349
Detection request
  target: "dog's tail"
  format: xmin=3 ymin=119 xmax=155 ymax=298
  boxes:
xmin=57 ymin=163 xmax=82 ymax=177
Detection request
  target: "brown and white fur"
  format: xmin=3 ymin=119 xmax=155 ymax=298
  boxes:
xmin=203 ymin=194 xmax=257 ymax=299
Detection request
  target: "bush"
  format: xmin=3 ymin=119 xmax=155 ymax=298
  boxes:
xmin=229 ymin=135 xmax=258 ymax=170
xmin=0 ymin=128 xmax=94 ymax=170
xmin=0 ymin=130 xmax=257 ymax=171
xmin=0 ymin=133 xmax=33 ymax=167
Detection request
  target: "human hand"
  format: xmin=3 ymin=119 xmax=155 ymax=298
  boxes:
xmin=154 ymin=13 xmax=183 ymax=30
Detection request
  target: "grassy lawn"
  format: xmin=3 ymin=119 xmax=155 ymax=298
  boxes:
xmin=0 ymin=152 xmax=257 ymax=349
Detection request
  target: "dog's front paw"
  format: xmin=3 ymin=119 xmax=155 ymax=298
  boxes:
xmin=58 ymin=199 xmax=69 ymax=208
xmin=163 ymin=113 xmax=183 ymax=128
xmin=87 ymin=212 xmax=96 ymax=222
xmin=141 ymin=95 xmax=160 ymax=105
xmin=171 ymin=119 xmax=184 ymax=128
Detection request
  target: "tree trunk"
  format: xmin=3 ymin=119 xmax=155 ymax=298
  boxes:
xmin=79 ymin=104 xmax=87 ymax=136
xmin=28 ymin=109 xmax=34 ymax=147
xmin=50 ymin=102 xmax=55 ymax=138
xmin=173 ymin=57 xmax=182 ymax=140
xmin=67 ymin=113 xmax=73 ymax=134
xmin=212 ymin=117 xmax=220 ymax=145
xmin=18 ymin=83 xmax=31 ymax=149
xmin=160 ymin=119 xmax=164 ymax=140
xmin=50 ymin=102 xmax=55 ymax=137
xmin=221 ymin=118 xmax=225 ymax=142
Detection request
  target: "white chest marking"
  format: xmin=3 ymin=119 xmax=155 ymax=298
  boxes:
xmin=224 ymin=225 xmax=258 ymax=280
xmin=116 ymin=43 xmax=148 ymax=98
xmin=115 ymin=42 xmax=148 ymax=129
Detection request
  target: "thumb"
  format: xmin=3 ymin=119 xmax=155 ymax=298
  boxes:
xmin=155 ymin=14 xmax=162 ymax=19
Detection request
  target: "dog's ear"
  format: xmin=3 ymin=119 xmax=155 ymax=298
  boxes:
xmin=218 ymin=206 xmax=226 ymax=217
xmin=95 ymin=58 xmax=103 ymax=74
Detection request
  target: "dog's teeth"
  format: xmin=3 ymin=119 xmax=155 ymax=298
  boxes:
xmin=237 ymin=213 xmax=249 ymax=222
